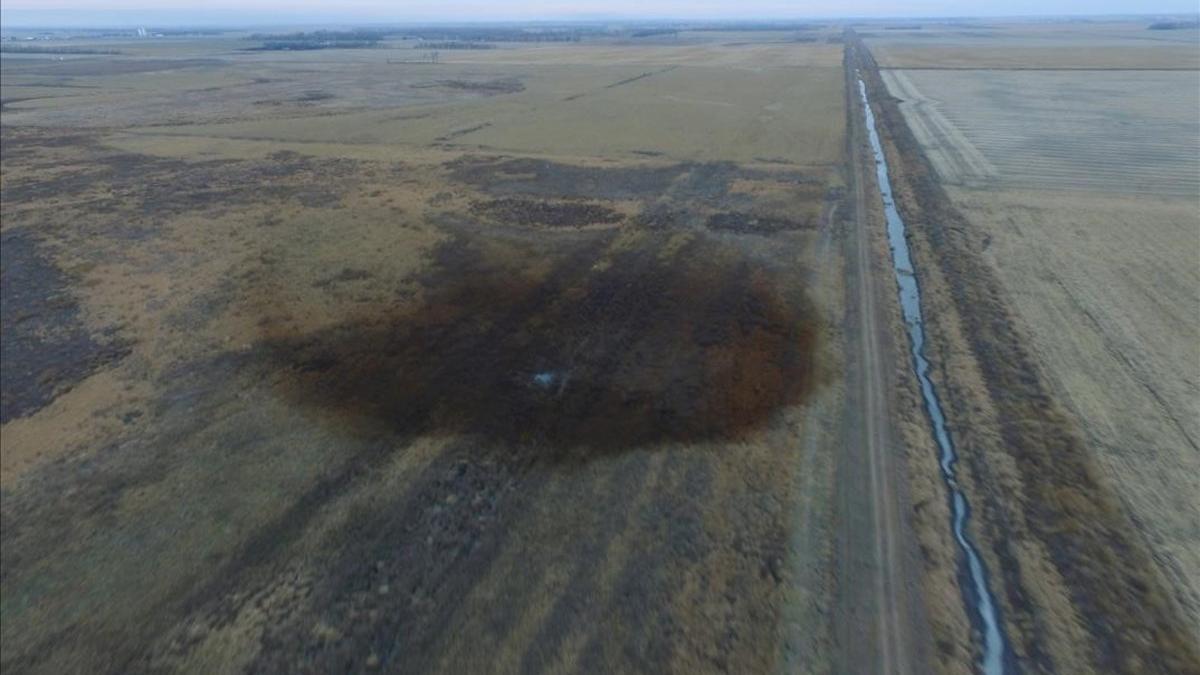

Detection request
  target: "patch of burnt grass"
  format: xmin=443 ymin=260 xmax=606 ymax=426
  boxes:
xmin=12 ymin=58 xmax=225 ymax=78
xmin=448 ymin=156 xmax=696 ymax=201
xmin=435 ymin=122 xmax=492 ymax=142
xmin=469 ymin=197 xmax=623 ymax=228
xmin=436 ymin=77 xmax=524 ymax=94
xmin=296 ymin=89 xmax=335 ymax=102
xmin=706 ymin=211 xmax=813 ymax=236
xmin=0 ymin=229 xmax=130 ymax=422
xmin=313 ymin=267 xmax=372 ymax=288
xmin=633 ymin=206 xmax=693 ymax=230
xmin=1 ymin=141 xmax=354 ymax=214
xmin=0 ymin=127 xmax=97 ymax=158
xmin=449 ymin=157 xmax=817 ymax=214
xmin=260 ymin=228 xmax=820 ymax=457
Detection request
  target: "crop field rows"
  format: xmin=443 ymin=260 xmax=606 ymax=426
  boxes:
xmin=881 ymin=68 xmax=1200 ymax=195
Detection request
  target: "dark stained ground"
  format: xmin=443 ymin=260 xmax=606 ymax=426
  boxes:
xmin=0 ymin=228 xmax=129 ymax=423
xmin=264 ymin=226 xmax=820 ymax=454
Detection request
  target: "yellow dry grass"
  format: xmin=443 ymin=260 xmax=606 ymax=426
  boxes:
xmin=881 ymin=68 xmax=1199 ymax=195
xmin=871 ymin=44 xmax=1200 ymax=69
xmin=440 ymin=41 xmax=844 ymax=67
xmin=865 ymin=20 xmax=1200 ymax=69
xmin=945 ymin=186 xmax=1200 ymax=631
xmin=106 ymin=53 xmax=844 ymax=167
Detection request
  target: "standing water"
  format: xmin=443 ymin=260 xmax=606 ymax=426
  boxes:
xmin=857 ymin=76 xmax=1011 ymax=675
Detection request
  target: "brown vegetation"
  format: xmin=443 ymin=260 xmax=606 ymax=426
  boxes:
xmin=468 ymin=197 xmax=624 ymax=227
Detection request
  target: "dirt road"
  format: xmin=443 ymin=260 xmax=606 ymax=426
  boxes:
xmin=834 ymin=41 xmax=930 ymax=675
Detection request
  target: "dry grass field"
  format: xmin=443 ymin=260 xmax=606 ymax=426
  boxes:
xmin=0 ymin=31 xmax=877 ymax=674
xmin=2 ymin=38 xmax=844 ymax=165
xmin=867 ymin=20 xmax=1200 ymax=69
xmin=945 ymin=188 xmax=1200 ymax=622
xmin=881 ymin=69 xmax=1200 ymax=194
xmin=101 ymin=57 xmax=843 ymax=165
xmin=7 ymin=17 xmax=1197 ymax=675
xmin=867 ymin=20 xmax=1200 ymax=663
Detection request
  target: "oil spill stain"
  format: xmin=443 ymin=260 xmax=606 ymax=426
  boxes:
xmin=259 ymin=227 xmax=822 ymax=457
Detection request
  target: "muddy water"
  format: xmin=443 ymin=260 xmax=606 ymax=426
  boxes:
xmin=857 ymin=76 xmax=1011 ymax=674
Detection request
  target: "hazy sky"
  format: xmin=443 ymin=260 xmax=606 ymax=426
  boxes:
xmin=3 ymin=0 xmax=1198 ymax=26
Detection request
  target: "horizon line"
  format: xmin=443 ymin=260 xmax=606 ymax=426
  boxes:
xmin=2 ymin=9 xmax=1198 ymax=30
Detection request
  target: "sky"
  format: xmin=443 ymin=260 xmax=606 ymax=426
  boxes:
xmin=3 ymin=1 xmax=1197 ymax=27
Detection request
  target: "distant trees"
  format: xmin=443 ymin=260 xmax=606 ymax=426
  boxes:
xmin=400 ymin=27 xmax=586 ymax=43
xmin=1148 ymin=20 xmax=1200 ymax=30
xmin=247 ymin=30 xmax=385 ymax=50
xmin=689 ymin=22 xmax=822 ymax=31
xmin=631 ymin=29 xmax=679 ymax=38
xmin=245 ymin=27 xmax=593 ymax=50
xmin=414 ymin=42 xmax=496 ymax=50
xmin=0 ymin=45 xmax=122 ymax=54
